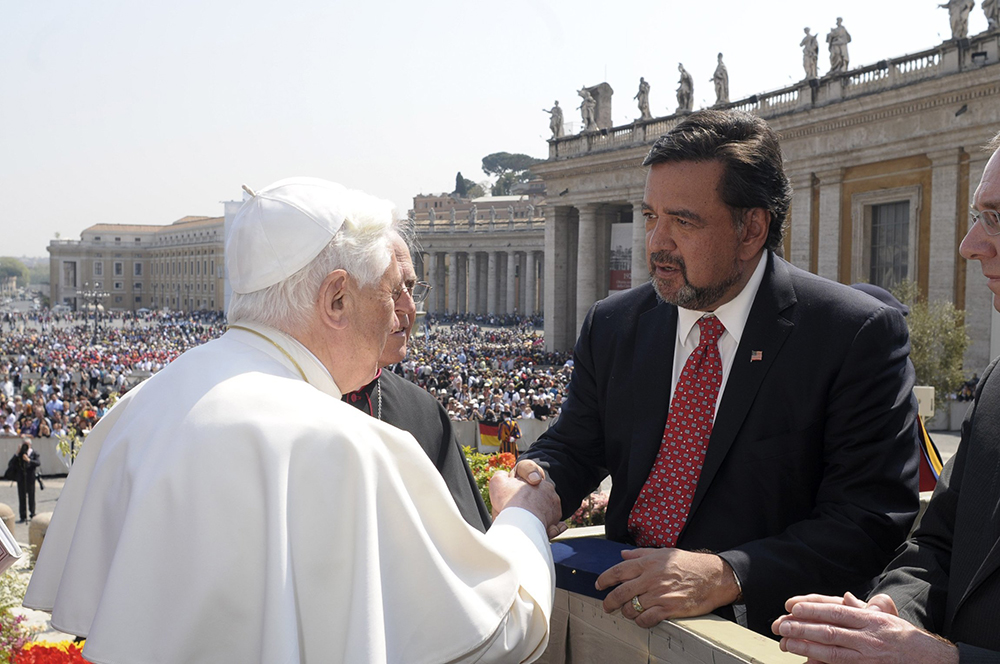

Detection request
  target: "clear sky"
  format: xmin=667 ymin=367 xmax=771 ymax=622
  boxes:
xmin=1 ymin=0 xmax=988 ymax=258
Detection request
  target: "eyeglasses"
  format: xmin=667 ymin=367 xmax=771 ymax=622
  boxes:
xmin=393 ymin=281 xmax=431 ymax=304
xmin=970 ymin=207 xmax=1000 ymax=236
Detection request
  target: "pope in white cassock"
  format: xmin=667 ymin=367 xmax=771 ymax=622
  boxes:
xmin=23 ymin=178 xmax=562 ymax=663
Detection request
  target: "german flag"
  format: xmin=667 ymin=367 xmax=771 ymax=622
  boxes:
xmin=918 ymin=417 xmax=944 ymax=492
xmin=479 ymin=422 xmax=500 ymax=448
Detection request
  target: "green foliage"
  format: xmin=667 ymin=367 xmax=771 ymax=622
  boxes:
xmin=26 ymin=263 xmax=49 ymax=286
xmin=454 ymin=172 xmax=468 ymax=198
xmin=481 ymin=152 xmax=542 ymax=196
xmin=893 ymin=280 xmax=969 ymax=412
xmin=466 ymin=182 xmax=486 ymax=199
xmin=0 ymin=568 xmax=28 ymax=614
xmin=0 ymin=259 xmax=28 ymax=285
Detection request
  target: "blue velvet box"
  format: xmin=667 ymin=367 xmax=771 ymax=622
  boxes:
xmin=550 ymin=537 xmax=634 ymax=600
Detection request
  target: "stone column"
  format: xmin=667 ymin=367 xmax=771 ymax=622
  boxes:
xmin=457 ymin=253 xmax=467 ymax=314
xmin=545 ymin=206 xmax=572 ymax=351
xmin=576 ymin=204 xmax=599 ymax=335
xmin=537 ymin=252 xmax=544 ymax=313
xmin=506 ymin=251 xmax=517 ymax=314
xmin=815 ymin=169 xmax=844 ymax=282
xmin=427 ymin=252 xmax=439 ymax=314
xmin=929 ymin=149 xmax=962 ymax=304
xmin=487 ymin=251 xmax=498 ymax=314
xmin=631 ymin=202 xmax=647 ymax=289
xmin=469 ymin=252 xmax=480 ymax=314
xmin=525 ymin=251 xmax=537 ymax=314
xmin=448 ymin=251 xmax=458 ymax=314
xmin=789 ymin=173 xmax=814 ymax=271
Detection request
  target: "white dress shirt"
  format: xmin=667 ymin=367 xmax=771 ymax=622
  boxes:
xmin=670 ymin=253 xmax=768 ymax=417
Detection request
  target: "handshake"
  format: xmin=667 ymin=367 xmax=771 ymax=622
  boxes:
xmin=488 ymin=460 xmax=567 ymax=539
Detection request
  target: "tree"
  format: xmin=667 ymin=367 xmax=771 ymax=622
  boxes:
xmin=481 ymin=152 xmax=542 ymax=196
xmin=893 ymin=280 xmax=969 ymax=413
xmin=454 ymin=172 xmax=468 ymax=198
xmin=0 ymin=258 xmax=28 ymax=286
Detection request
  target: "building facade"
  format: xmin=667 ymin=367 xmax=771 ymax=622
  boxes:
xmin=48 ymin=216 xmax=225 ymax=314
xmin=411 ymin=192 xmax=546 ymax=316
xmin=536 ymin=31 xmax=1000 ymax=374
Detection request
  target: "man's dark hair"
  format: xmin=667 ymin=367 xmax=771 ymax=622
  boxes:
xmin=642 ymin=109 xmax=792 ymax=252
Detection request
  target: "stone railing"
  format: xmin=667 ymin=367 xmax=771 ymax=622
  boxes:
xmin=411 ymin=217 xmax=545 ymax=234
xmin=548 ymin=33 xmax=999 ymax=160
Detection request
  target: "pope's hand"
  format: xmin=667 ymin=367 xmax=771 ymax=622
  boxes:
xmin=512 ymin=459 xmax=548 ymax=486
xmin=489 ymin=471 xmax=566 ymax=539
xmin=596 ymin=548 xmax=741 ymax=628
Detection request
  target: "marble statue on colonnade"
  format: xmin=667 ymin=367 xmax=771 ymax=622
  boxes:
xmin=451 ymin=207 xmax=457 ymax=225
xmin=711 ymin=54 xmax=729 ymax=106
xmin=676 ymin=63 xmax=693 ymax=113
xmin=801 ymin=27 xmax=819 ymax=78
xmin=507 ymin=205 xmax=515 ymax=222
xmin=428 ymin=207 xmax=435 ymax=224
xmin=490 ymin=206 xmax=497 ymax=226
xmin=826 ymin=17 xmax=852 ymax=73
xmin=635 ymin=77 xmax=652 ymax=120
xmin=985 ymin=0 xmax=1000 ymax=31
xmin=543 ymin=101 xmax=564 ymax=138
xmin=577 ymin=88 xmax=598 ymax=132
xmin=940 ymin=0 xmax=975 ymax=39
xmin=469 ymin=205 xmax=477 ymax=226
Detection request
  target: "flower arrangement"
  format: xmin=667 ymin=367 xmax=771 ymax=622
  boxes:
xmin=13 ymin=642 xmax=87 ymax=664
xmin=462 ymin=447 xmax=516 ymax=514
xmin=567 ymin=491 xmax=609 ymax=528
xmin=0 ymin=613 xmax=30 ymax=664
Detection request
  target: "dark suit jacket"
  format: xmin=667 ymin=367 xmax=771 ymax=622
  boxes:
xmin=344 ymin=369 xmax=492 ymax=532
xmin=522 ymin=252 xmax=919 ymax=635
xmin=873 ymin=357 xmax=1000 ymax=661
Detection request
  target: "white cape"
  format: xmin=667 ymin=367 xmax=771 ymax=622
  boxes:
xmin=25 ymin=327 xmax=553 ymax=663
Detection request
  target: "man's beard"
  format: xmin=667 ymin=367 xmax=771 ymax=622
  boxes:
xmin=648 ymin=251 xmax=742 ymax=311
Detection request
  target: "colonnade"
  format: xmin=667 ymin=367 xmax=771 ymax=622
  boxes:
xmin=417 ymin=250 xmax=544 ymax=316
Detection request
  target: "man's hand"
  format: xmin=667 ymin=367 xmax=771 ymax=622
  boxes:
xmin=771 ymin=593 xmax=958 ymax=664
xmin=512 ymin=459 xmax=548 ymax=486
xmin=489 ymin=471 xmax=566 ymax=539
xmin=595 ymin=548 xmax=741 ymax=628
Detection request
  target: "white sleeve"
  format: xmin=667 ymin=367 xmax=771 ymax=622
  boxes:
xmin=448 ymin=507 xmax=555 ymax=664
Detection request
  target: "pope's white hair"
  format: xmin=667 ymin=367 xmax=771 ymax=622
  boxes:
xmin=227 ymin=192 xmax=400 ymax=334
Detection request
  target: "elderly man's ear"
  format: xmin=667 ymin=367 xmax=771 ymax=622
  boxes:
xmin=318 ymin=269 xmax=350 ymax=330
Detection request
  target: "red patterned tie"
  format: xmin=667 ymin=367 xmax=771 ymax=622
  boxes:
xmin=628 ymin=315 xmax=726 ymax=548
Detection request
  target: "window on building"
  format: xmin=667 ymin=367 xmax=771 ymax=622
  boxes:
xmin=134 ymin=238 xmax=141 ymax=243
xmin=93 ymin=262 xmax=103 ymax=277
xmin=135 ymin=296 xmax=142 ymax=302
xmin=114 ymin=262 xmax=124 ymax=276
xmin=94 ymin=236 xmax=101 ymax=241
xmin=133 ymin=282 xmax=142 ymax=291
xmin=134 ymin=262 xmax=142 ymax=276
xmin=115 ymin=296 xmax=122 ymax=303
xmin=114 ymin=282 xmax=123 ymax=290
xmin=114 ymin=237 xmax=121 ymax=243
xmin=869 ymin=201 xmax=910 ymax=290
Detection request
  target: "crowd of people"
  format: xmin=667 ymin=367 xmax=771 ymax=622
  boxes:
xmin=1 ymin=305 xmax=570 ymax=444
xmin=397 ymin=319 xmax=572 ymax=423
xmin=0 ymin=310 xmax=227 ymax=442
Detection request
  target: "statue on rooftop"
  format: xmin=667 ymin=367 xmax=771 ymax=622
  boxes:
xmin=676 ymin=63 xmax=693 ymax=113
xmin=490 ymin=206 xmax=497 ymax=225
xmin=577 ymin=88 xmax=598 ymax=132
xmin=428 ymin=207 xmax=435 ymax=223
xmin=635 ymin=77 xmax=652 ymax=120
xmin=450 ymin=207 xmax=457 ymax=225
xmin=711 ymin=54 xmax=729 ymax=106
xmin=507 ymin=205 xmax=515 ymax=222
xmin=801 ymin=27 xmax=819 ymax=78
xmin=985 ymin=0 xmax=1000 ymax=30
xmin=826 ymin=17 xmax=852 ymax=74
xmin=543 ymin=101 xmax=564 ymax=139
xmin=940 ymin=0 xmax=975 ymax=39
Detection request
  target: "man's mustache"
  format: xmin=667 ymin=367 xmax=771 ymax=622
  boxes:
xmin=649 ymin=251 xmax=686 ymax=276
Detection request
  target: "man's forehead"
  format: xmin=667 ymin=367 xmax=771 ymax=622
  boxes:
xmin=975 ymin=149 xmax=1000 ymax=209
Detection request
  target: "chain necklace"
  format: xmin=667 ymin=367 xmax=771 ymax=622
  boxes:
xmin=376 ymin=376 xmax=382 ymax=421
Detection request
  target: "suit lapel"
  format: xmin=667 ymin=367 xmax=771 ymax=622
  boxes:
xmin=626 ymin=302 xmax=677 ymax=508
xmin=688 ymin=254 xmax=797 ymax=519
xmin=954 ymin=534 xmax=1000 ymax=617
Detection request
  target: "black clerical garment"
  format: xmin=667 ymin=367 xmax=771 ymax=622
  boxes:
xmin=344 ymin=369 xmax=491 ymax=532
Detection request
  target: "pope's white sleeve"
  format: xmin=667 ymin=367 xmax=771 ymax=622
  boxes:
xmin=448 ymin=507 xmax=555 ymax=664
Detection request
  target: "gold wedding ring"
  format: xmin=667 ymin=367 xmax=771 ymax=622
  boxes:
xmin=631 ymin=595 xmax=644 ymax=614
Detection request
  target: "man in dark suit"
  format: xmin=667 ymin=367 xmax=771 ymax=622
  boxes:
xmin=773 ymin=133 xmax=1000 ymax=661
xmin=516 ymin=109 xmax=920 ymax=636
xmin=344 ymin=235 xmax=492 ymax=532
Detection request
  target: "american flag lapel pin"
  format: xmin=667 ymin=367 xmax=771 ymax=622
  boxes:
xmin=750 ymin=350 xmax=763 ymax=362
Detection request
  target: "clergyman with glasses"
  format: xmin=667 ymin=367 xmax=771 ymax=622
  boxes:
xmin=342 ymin=235 xmax=493 ymax=531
